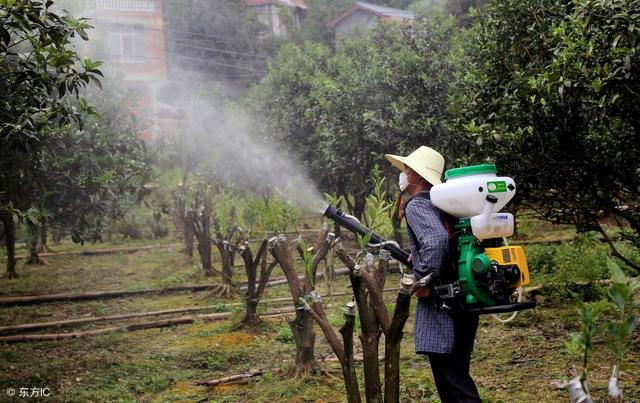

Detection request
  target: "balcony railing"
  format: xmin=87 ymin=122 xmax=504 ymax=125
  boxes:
xmin=96 ymin=0 xmax=156 ymax=12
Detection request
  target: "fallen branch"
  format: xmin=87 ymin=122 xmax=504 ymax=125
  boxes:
xmin=194 ymin=369 xmax=264 ymax=387
xmin=1 ymin=289 xmax=398 ymax=335
xmin=0 ymin=263 xmax=376 ymax=306
xmin=0 ymin=305 xmax=228 ymax=335
xmin=0 ymin=284 xmax=219 ymax=306
xmin=0 ymin=307 xmax=297 ymax=343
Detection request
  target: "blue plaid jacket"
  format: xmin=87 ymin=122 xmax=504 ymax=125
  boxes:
xmin=405 ymin=191 xmax=455 ymax=354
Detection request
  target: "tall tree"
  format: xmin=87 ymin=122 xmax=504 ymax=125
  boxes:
xmin=43 ymin=79 xmax=151 ymax=246
xmin=253 ymin=16 xmax=463 ymax=217
xmin=451 ymin=0 xmax=640 ymax=270
xmin=1 ymin=0 xmax=102 ymax=277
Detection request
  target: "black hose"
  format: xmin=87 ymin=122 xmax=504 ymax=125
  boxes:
xmin=323 ymin=205 xmax=411 ymax=266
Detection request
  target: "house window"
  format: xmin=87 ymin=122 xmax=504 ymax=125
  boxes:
xmin=107 ymin=25 xmax=146 ymax=63
xmin=96 ymin=0 xmax=156 ymax=12
xmin=253 ymin=5 xmax=274 ymax=34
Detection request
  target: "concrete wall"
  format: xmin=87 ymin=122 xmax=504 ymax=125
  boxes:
xmin=335 ymin=10 xmax=377 ymax=38
xmin=95 ymin=0 xmax=167 ymax=82
xmin=92 ymin=0 xmax=169 ymax=140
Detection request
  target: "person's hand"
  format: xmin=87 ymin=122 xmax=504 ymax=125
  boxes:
xmin=415 ymin=286 xmax=431 ymax=298
xmin=407 ymin=254 xmax=412 ymax=263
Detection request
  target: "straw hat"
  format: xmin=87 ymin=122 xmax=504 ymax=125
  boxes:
xmin=385 ymin=146 xmax=445 ymax=186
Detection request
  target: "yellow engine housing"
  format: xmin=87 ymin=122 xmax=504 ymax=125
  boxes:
xmin=484 ymin=246 xmax=530 ymax=287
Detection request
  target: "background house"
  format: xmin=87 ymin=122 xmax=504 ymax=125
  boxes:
xmin=327 ymin=1 xmax=415 ymax=38
xmin=89 ymin=0 xmax=171 ymax=140
xmin=247 ymin=0 xmax=307 ymax=38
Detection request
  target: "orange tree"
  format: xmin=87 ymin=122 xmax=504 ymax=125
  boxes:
xmin=451 ymin=0 xmax=640 ymax=271
xmin=0 ymin=1 xmax=149 ymax=277
xmin=1 ymin=0 xmax=100 ymax=277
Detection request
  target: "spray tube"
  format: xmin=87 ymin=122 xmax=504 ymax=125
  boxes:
xmin=323 ymin=205 xmax=411 ymax=266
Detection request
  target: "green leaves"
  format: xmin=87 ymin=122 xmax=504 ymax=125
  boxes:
xmin=603 ymin=258 xmax=640 ymax=367
xmin=246 ymin=195 xmax=299 ymax=235
xmin=566 ymin=256 xmax=639 ymax=382
xmin=253 ymin=16 xmax=460 ymax=212
xmin=452 ymin=0 xmax=640 ymax=246
xmin=0 ymin=0 xmax=18 ymax=8
xmin=297 ymin=237 xmax=315 ymax=287
xmin=566 ymin=298 xmax=608 ymax=382
xmin=607 ymin=258 xmax=627 ymax=284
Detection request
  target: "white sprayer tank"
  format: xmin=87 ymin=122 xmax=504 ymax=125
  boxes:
xmin=431 ymin=164 xmax=517 ymax=240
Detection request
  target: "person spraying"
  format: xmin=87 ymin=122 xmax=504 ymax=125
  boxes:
xmin=386 ymin=146 xmax=481 ymax=402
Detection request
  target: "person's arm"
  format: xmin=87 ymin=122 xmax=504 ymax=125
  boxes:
xmin=405 ymin=198 xmax=449 ymax=281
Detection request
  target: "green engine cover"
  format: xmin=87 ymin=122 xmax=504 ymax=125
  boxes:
xmin=455 ymin=219 xmax=496 ymax=306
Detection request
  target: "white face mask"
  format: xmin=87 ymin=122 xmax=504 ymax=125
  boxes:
xmin=399 ymin=172 xmax=410 ymax=192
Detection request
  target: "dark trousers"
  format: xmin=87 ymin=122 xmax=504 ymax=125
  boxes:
xmin=427 ymin=311 xmax=481 ymax=403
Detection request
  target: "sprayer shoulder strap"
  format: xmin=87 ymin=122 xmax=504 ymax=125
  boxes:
xmin=404 ymin=192 xmax=458 ymax=280
xmin=404 ymin=192 xmax=454 ymax=239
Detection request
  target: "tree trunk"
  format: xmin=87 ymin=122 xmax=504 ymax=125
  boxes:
xmin=52 ymin=228 xmax=64 ymax=243
xmin=183 ymin=214 xmax=194 ymax=259
xmin=351 ymin=274 xmax=383 ymax=403
xmin=172 ymin=185 xmax=194 ymax=260
xmin=270 ymin=236 xmax=319 ymax=377
xmin=221 ymin=246 xmax=233 ymax=288
xmin=384 ymin=279 xmax=414 ymax=403
xmin=0 ymin=307 xmax=297 ymax=343
xmin=238 ymin=241 xmax=271 ymax=329
xmin=241 ymin=299 xmax=261 ymax=328
xmin=340 ymin=248 xmax=384 ymax=402
xmin=354 ymin=193 xmax=367 ymax=221
xmin=333 ymin=219 xmax=342 ymax=238
xmin=25 ymin=222 xmax=46 ymax=265
xmin=191 ymin=190 xmax=215 ymax=277
xmin=211 ymin=241 xmax=235 ymax=299
xmin=37 ymin=222 xmax=51 ymax=253
xmin=198 ymin=235 xmax=214 ymax=277
xmin=1 ymin=212 xmax=17 ymax=279
xmin=361 ymin=332 xmax=383 ymax=401
xmin=195 ymin=369 xmax=264 ymax=387
xmin=288 ymin=312 xmax=319 ymax=377
xmin=339 ymin=306 xmax=361 ymax=403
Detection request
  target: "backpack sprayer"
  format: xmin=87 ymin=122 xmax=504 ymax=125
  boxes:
xmin=323 ymin=164 xmax=535 ymax=315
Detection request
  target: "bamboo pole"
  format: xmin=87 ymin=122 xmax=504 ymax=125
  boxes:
xmin=0 ymin=289 xmax=398 ymax=335
xmin=0 ymin=305 xmax=220 ymax=334
xmin=13 ymin=243 xmax=178 ymax=260
xmin=0 ymin=307 xmax=297 ymax=343
xmin=0 ymin=284 xmax=217 ymax=306
xmin=0 ymin=263 xmax=378 ymax=306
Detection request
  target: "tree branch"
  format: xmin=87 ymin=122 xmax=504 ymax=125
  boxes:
xmin=596 ymin=224 xmax=640 ymax=273
xmin=336 ymin=246 xmax=391 ymax=335
xmin=269 ymin=235 xmax=303 ymax=302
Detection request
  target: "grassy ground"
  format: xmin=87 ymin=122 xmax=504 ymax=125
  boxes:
xmin=0 ymin=227 xmax=639 ymax=402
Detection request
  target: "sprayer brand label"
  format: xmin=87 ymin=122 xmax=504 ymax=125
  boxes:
xmin=487 ymin=181 xmax=507 ymax=193
xmin=502 ymin=248 xmax=512 ymax=263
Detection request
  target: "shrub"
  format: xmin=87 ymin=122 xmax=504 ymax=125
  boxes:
xmin=275 ymin=324 xmax=294 ymax=343
xmin=115 ymin=217 xmax=143 ymax=240
xmin=526 ymin=233 xmax=611 ymax=285
xmin=146 ymin=216 xmax=169 ymax=239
